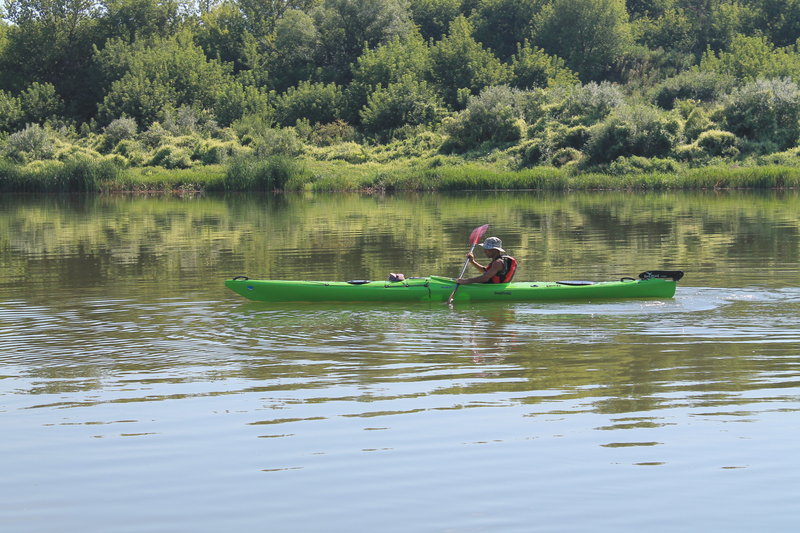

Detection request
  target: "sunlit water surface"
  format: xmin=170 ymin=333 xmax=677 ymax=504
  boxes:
xmin=1 ymin=191 xmax=799 ymax=532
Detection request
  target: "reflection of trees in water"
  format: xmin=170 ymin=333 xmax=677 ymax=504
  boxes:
xmin=2 ymin=190 xmax=799 ymax=290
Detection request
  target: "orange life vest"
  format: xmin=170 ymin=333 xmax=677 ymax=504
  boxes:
xmin=484 ymin=255 xmax=517 ymax=283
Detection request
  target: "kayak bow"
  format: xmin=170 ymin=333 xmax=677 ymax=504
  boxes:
xmin=225 ymin=271 xmax=683 ymax=303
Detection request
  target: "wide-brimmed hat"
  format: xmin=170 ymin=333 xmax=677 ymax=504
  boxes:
xmin=481 ymin=236 xmax=505 ymax=253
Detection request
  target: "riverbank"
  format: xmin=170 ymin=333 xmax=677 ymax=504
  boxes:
xmin=296 ymin=159 xmax=800 ymax=191
xmin=3 ymin=156 xmax=800 ymax=193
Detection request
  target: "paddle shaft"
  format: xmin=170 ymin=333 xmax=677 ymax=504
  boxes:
xmin=447 ymin=223 xmax=489 ymax=305
xmin=447 ymin=243 xmax=478 ymax=303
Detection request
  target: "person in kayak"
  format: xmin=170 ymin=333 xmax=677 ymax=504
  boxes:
xmin=456 ymin=236 xmax=517 ymax=284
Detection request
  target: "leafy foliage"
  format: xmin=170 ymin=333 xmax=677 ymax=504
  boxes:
xmin=471 ymin=0 xmax=543 ymax=60
xmin=274 ymin=81 xmax=344 ymax=126
xmin=652 ymin=69 xmax=735 ymax=109
xmin=407 ymin=0 xmax=463 ymax=41
xmin=561 ymin=82 xmax=625 ymax=125
xmin=313 ymin=0 xmax=414 ymax=84
xmin=348 ymin=30 xmax=431 ymax=121
xmin=429 ymin=16 xmax=511 ymax=108
xmin=360 ymin=75 xmax=445 ymax=139
xmin=0 ymin=90 xmax=23 ymax=132
xmin=103 ymin=117 xmax=138 ymax=145
xmin=4 ymin=124 xmax=56 ymax=162
xmin=700 ymin=34 xmax=800 ymax=82
xmin=533 ymin=0 xmax=633 ymax=81
xmin=95 ymin=32 xmax=232 ymax=125
xmin=442 ymin=86 xmax=526 ymax=152
xmin=585 ymin=105 xmax=681 ymax=164
xmin=721 ymin=78 xmax=800 ymax=150
xmin=510 ymin=41 xmax=579 ymax=90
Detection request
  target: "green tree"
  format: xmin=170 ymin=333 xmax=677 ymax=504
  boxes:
xmin=407 ymin=0 xmax=463 ymax=41
xmin=533 ymin=0 xmax=633 ymax=81
xmin=313 ymin=0 xmax=413 ymax=84
xmin=214 ymin=83 xmax=273 ymax=127
xmin=351 ymin=30 xmax=430 ymax=90
xmin=635 ymin=7 xmax=696 ymax=56
xmin=99 ymin=74 xmax=177 ymax=126
xmin=96 ymin=31 xmax=232 ymax=125
xmin=0 ymin=90 xmax=23 ymax=132
xmin=360 ymin=74 xmax=445 ymax=138
xmin=0 ymin=20 xmax=8 ymax=58
xmin=750 ymin=0 xmax=800 ymax=47
xmin=1 ymin=0 xmax=102 ymax=119
xmin=429 ymin=16 xmax=511 ymax=108
xmin=347 ymin=30 xmax=431 ymax=120
xmin=18 ymin=82 xmax=65 ymax=124
xmin=274 ymin=80 xmax=344 ymax=126
xmin=99 ymin=0 xmax=183 ymax=43
xmin=237 ymin=0 xmax=318 ymax=37
xmin=651 ymin=69 xmax=734 ymax=109
xmin=194 ymin=2 xmax=250 ymax=72
xmin=510 ymin=40 xmax=578 ymax=89
xmin=471 ymin=0 xmax=542 ymax=60
xmin=626 ymin=0 xmax=671 ymax=19
xmin=700 ymin=34 xmax=800 ymax=81
xmin=585 ymin=104 xmax=681 ymax=164
xmin=269 ymin=9 xmax=319 ymax=91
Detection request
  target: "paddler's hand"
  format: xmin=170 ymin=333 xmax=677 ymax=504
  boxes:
xmin=466 ymin=252 xmax=475 ymax=261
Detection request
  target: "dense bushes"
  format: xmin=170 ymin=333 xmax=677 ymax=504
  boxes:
xmin=442 ymin=86 xmax=525 ymax=151
xmin=4 ymin=124 xmax=56 ymax=162
xmin=652 ymin=70 xmax=735 ymax=110
xmin=0 ymin=83 xmax=64 ymax=132
xmin=360 ymin=75 xmax=445 ymax=138
xmin=721 ymin=78 xmax=800 ymax=150
xmin=696 ymin=130 xmax=739 ymax=157
xmin=222 ymin=155 xmax=304 ymax=191
xmin=561 ymin=82 xmax=624 ymax=125
xmin=274 ymin=81 xmax=344 ymax=127
xmin=585 ymin=105 xmax=681 ymax=164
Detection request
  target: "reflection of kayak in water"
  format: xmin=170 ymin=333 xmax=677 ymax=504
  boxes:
xmin=225 ymin=271 xmax=684 ymax=303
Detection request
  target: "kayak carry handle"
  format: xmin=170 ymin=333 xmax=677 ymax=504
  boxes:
xmin=232 ymin=275 xmax=250 ymax=280
xmin=620 ymin=277 xmax=636 ymax=282
xmin=638 ymin=270 xmax=684 ymax=281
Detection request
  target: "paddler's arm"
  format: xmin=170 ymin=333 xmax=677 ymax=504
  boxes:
xmin=466 ymin=252 xmax=485 ymax=271
xmin=456 ymin=258 xmax=503 ymax=285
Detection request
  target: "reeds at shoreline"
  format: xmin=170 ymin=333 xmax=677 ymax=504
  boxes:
xmin=3 ymin=156 xmax=800 ymax=193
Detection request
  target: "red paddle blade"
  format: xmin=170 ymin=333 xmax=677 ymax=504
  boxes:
xmin=469 ymin=224 xmax=490 ymax=245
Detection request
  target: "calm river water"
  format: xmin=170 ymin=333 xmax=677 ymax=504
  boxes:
xmin=2 ymin=191 xmax=799 ymax=532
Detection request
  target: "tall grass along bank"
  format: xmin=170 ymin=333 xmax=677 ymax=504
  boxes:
xmin=3 ymin=157 xmax=800 ymax=193
xmin=287 ymin=161 xmax=800 ymax=192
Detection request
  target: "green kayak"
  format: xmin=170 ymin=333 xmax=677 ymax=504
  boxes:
xmin=225 ymin=270 xmax=683 ymax=303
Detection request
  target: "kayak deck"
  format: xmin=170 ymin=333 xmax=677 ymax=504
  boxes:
xmin=225 ymin=272 xmax=681 ymax=303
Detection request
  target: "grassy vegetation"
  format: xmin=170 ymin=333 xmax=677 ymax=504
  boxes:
xmin=4 ymin=100 xmax=800 ymax=194
xmin=4 ymin=152 xmax=800 ymax=194
xmin=291 ymin=161 xmax=800 ymax=192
